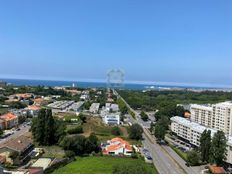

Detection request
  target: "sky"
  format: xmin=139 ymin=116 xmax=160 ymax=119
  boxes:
xmin=0 ymin=0 xmax=232 ymax=87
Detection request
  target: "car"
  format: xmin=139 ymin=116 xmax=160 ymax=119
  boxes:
xmin=185 ymin=163 xmax=190 ymax=167
xmin=146 ymin=156 xmax=153 ymax=160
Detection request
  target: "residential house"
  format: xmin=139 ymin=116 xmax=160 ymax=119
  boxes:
xmin=26 ymin=105 xmax=41 ymax=117
xmin=0 ymin=113 xmax=18 ymax=129
xmin=102 ymin=137 xmax=132 ymax=156
xmin=0 ymin=135 xmax=34 ymax=165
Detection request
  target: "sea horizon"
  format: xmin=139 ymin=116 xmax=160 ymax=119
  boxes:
xmin=1 ymin=77 xmax=232 ymax=91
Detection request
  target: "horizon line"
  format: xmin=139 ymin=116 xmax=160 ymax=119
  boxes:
xmin=1 ymin=76 xmax=232 ymax=89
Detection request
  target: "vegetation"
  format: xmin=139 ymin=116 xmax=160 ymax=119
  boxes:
xmin=31 ymin=108 xmax=66 ymax=145
xmin=118 ymin=90 xmax=232 ymax=111
xmin=112 ymin=163 xmax=154 ymax=174
xmin=186 ymin=150 xmax=200 ymax=166
xmin=111 ymin=126 xmax=121 ymax=136
xmin=60 ymin=133 xmax=99 ymax=156
xmin=140 ymin=111 xmax=149 ymax=121
xmin=66 ymin=126 xmax=83 ymax=134
xmin=9 ymin=101 xmax=27 ymax=109
xmin=154 ymin=116 xmax=169 ymax=141
xmin=210 ymin=131 xmax=227 ymax=166
xmin=129 ymin=124 xmax=143 ymax=140
xmin=199 ymin=130 xmax=211 ymax=162
xmin=117 ymin=98 xmax=128 ymax=115
xmin=53 ymin=156 xmax=158 ymax=174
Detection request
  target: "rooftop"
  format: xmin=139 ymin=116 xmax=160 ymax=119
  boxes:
xmin=0 ymin=135 xmax=33 ymax=153
xmin=0 ymin=112 xmax=17 ymax=121
xmin=209 ymin=166 xmax=227 ymax=174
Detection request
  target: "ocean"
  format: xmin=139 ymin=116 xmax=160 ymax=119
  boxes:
xmin=0 ymin=78 xmax=217 ymax=91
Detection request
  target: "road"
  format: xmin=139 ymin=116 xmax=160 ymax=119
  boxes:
xmin=0 ymin=124 xmax=30 ymax=146
xmin=114 ymin=89 xmax=202 ymax=174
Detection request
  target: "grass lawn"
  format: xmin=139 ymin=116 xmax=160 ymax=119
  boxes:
xmin=82 ymin=116 xmax=141 ymax=145
xmin=169 ymin=144 xmax=188 ymax=161
xmin=53 ymin=156 xmax=158 ymax=174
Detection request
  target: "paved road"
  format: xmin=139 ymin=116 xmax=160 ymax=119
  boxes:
xmin=114 ymin=89 xmax=204 ymax=174
xmin=0 ymin=124 xmax=30 ymax=146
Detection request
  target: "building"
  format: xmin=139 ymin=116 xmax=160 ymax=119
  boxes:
xmin=89 ymin=103 xmax=100 ymax=114
xmin=26 ymin=105 xmax=41 ymax=117
xmin=190 ymin=101 xmax=232 ymax=136
xmin=190 ymin=104 xmax=213 ymax=127
xmin=104 ymin=113 xmax=120 ymax=125
xmin=105 ymin=103 xmax=119 ymax=112
xmin=170 ymin=116 xmax=232 ymax=164
xmin=0 ymin=113 xmax=18 ymax=129
xmin=31 ymin=158 xmax=52 ymax=170
xmin=102 ymin=137 xmax=132 ymax=156
xmin=208 ymin=166 xmax=227 ymax=174
xmin=0 ymin=135 xmax=34 ymax=165
xmin=47 ymin=100 xmax=75 ymax=113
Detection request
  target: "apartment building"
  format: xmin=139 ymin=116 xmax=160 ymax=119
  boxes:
xmin=170 ymin=116 xmax=232 ymax=164
xmin=190 ymin=104 xmax=213 ymax=127
xmin=190 ymin=101 xmax=232 ymax=136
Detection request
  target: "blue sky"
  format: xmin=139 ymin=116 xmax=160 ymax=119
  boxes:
xmin=0 ymin=0 xmax=232 ymax=87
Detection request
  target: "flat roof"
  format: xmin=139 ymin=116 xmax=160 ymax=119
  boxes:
xmin=171 ymin=116 xmax=232 ymax=145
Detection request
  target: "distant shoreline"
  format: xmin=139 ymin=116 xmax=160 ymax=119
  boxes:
xmin=1 ymin=78 xmax=232 ymax=91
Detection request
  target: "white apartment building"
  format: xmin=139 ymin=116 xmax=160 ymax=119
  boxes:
xmin=190 ymin=104 xmax=213 ymax=127
xmin=171 ymin=116 xmax=232 ymax=164
xmin=190 ymin=101 xmax=232 ymax=136
xmin=104 ymin=113 xmax=120 ymax=125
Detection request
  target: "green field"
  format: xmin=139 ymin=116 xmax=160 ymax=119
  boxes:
xmin=53 ymin=156 xmax=158 ymax=174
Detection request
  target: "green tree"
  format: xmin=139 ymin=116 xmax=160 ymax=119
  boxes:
xmin=79 ymin=113 xmax=87 ymax=123
xmin=154 ymin=116 xmax=169 ymax=141
xmin=85 ymin=133 xmax=99 ymax=153
xmin=199 ymin=130 xmax=211 ymax=162
xmin=129 ymin=124 xmax=143 ymax=140
xmin=117 ymin=98 xmax=128 ymax=115
xmin=140 ymin=111 xmax=149 ymax=121
xmin=210 ymin=131 xmax=227 ymax=166
xmin=187 ymin=150 xmax=200 ymax=166
xmin=31 ymin=108 xmax=65 ymax=145
xmin=111 ymin=126 xmax=121 ymax=136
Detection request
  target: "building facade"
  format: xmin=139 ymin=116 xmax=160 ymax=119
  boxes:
xmin=190 ymin=102 xmax=232 ymax=136
xmin=170 ymin=116 xmax=232 ymax=164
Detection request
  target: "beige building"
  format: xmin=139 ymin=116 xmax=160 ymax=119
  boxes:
xmin=171 ymin=116 xmax=232 ymax=164
xmin=190 ymin=101 xmax=232 ymax=136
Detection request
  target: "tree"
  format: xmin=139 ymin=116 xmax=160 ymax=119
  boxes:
xmin=140 ymin=111 xmax=149 ymax=121
xmin=60 ymin=133 xmax=99 ymax=155
xmin=210 ymin=131 xmax=227 ymax=166
xmin=31 ymin=108 xmax=65 ymax=145
xmin=154 ymin=116 xmax=169 ymax=141
xmin=111 ymin=126 xmax=121 ymax=136
xmin=129 ymin=124 xmax=143 ymax=140
xmin=0 ymin=129 xmax=3 ymax=137
xmin=117 ymin=99 xmax=128 ymax=115
xmin=79 ymin=113 xmax=86 ymax=123
xmin=187 ymin=150 xmax=200 ymax=166
xmin=199 ymin=130 xmax=211 ymax=162
xmin=85 ymin=133 xmax=99 ymax=153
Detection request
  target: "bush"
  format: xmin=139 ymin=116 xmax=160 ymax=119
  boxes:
xmin=111 ymin=126 xmax=121 ymax=136
xmin=65 ymin=150 xmax=76 ymax=158
xmin=186 ymin=150 xmax=200 ymax=166
xmin=67 ymin=126 xmax=83 ymax=134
